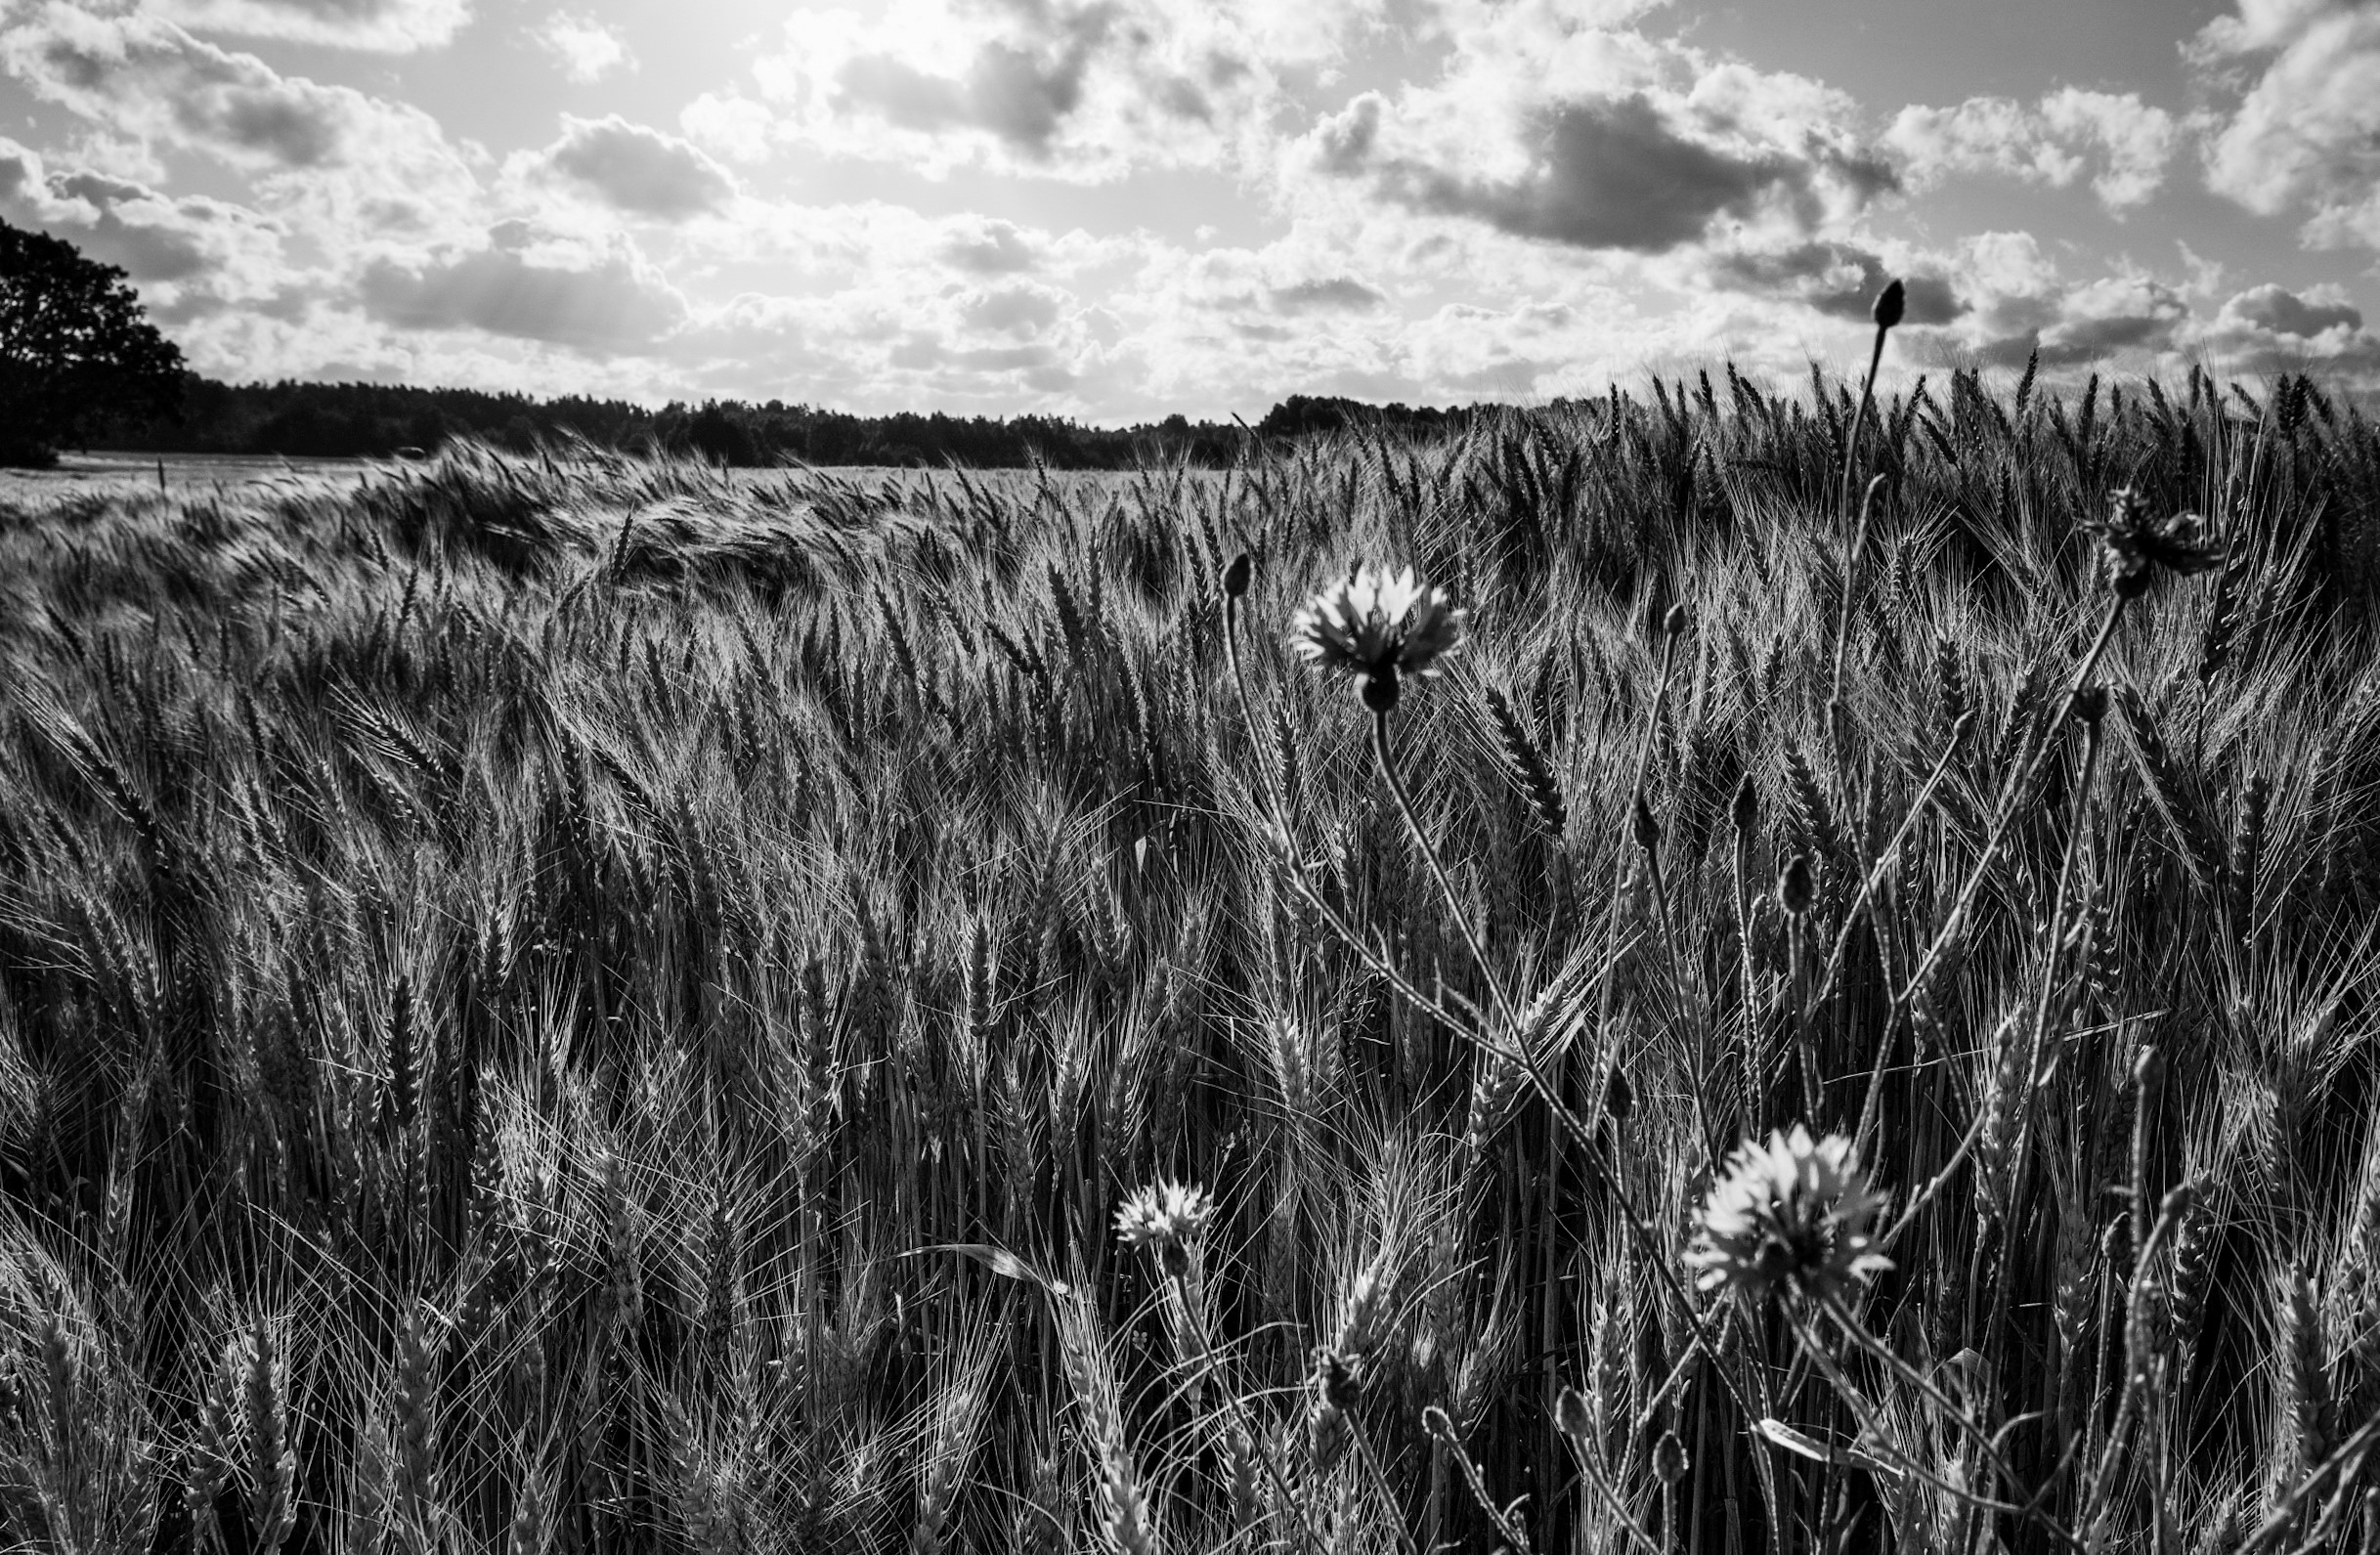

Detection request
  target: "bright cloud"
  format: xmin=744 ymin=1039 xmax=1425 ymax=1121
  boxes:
xmin=2194 ymin=0 xmax=2380 ymax=249
xmin=151 ymin=0 xmax=468 ymax=52
xmin=1888 ymin=88 xmax=2180 ymax=210
xmin=1299 ymin=3 xmax=1894 ymax=266
xmin=0 ymin=0 xmax=2370 ymax=410
xmin=534 ymin=12 xmax=633 ymax=84
xmin=526 ymin=115 xmax=735 ymax=220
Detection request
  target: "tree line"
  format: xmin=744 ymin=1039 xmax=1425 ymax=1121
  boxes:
xmin=98 ymin=380 xmax=1491 ymax=468
xmin=3 ymin=214 xmax=1493 ymax=468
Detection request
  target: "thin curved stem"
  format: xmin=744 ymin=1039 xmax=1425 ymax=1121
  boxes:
xmin=1893 ymin=594 xmax=2127 ymax=1017
xmin=1371 ymin=704 xmax=1516 ymax=1029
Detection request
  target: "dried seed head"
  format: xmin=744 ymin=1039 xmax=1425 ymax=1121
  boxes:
xmin=1605 ymin=1062 xmax=1634 ymax=1123
xmin=1731 ymin=773 xmax=1758 ymax=834
xmin=1555 ymin=1386 xmax=1593 ymax=1441
xmin=1664 ymin=603 xmax=1690 ymax=639
xmin=1223 ymin=552 xmax=1251 ymax=599
xmin=1631 ymin=794 xmax=1662 ymax=854
xmin=2071 ymin=685 xmax=2108 ymax=725
xmin=1778 ymin=854 xmax=1814 ymax=916
xmin=2091 ymin=485 xmax=2223 ymax=597
xmin=1873 ymin=279 xmax=1906 ymax=331
xmin=1654 ymin=1430 xmax=1689 ymax=1485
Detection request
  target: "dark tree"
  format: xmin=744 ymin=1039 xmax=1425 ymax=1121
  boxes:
xmin=0 ymin=219 xmax=186 ymax=466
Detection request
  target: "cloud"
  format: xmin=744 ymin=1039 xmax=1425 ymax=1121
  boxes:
xmin=1301 ymin=7 xmax=1891 ymax=259
xmin=0 ymin=135 xmax=287 ymax=310
xmin=1382 ymin=94 xmax=1854 ymax=253
xmin=960 ymin=281 xmax=1064 ymax=336
xmin=532 ymin=115 xmax=734 ymax=220
xmin=1709 ymin=242 xmax=1963 ymax=324
xmin=150 ymin=0 xmax=467 ymax=52
xmin=1886 ymin=88 xmax=2179 ymax=210
xmin=2204 ymin=282 xmax=2380 ymax=374
xmin=734 ymin=0 xmax=1363 ymax=179
xmin=2194 ymin=1 xmax=2380 ymax=249
xmin=1270 ymin=277 xmax=1386 ymax=313
xmin=940 ymin=216 xmax=1038 ymax=274
xmin=358 ymin=223 xmax=688 ymax=352
xmin=0 ymin=6 xmax=478 ymax=242
xmin=2220 ymin=281 xmax=2361 ymax=337
xmin=533 ymin=12 xmax=633 ymax=84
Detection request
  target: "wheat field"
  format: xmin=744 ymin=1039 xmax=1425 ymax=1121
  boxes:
xmin=1 ymin=363 xmax=2377 ymax=1555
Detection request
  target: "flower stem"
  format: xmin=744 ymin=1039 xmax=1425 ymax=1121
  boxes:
xmin=1370 ymin=705 xmax=1516 ymax=1029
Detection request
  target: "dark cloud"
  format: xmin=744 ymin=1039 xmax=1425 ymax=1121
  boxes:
xmin=2206 ymin=282 xmax=2380 ymax=375
xmin=1369 ymin=95 xmax=1865 ymax=255
xmin=963 ymin=284 xmax=1060 ymax=335
xmin=359 ymin=229 xmax=686 ymax=352
xmin=837 ymin=21 xmax=1101 ymax=154
xmin=8 ymin=17 xmax=355 ymax=169
xmin=543 ymin=115 xmax=733 ymax=220
xmin=2223 ymin=282 xmax=2361 ymax=337
xmin=1978 ymin=306 xmax=2185 ymax=370
xmin=1312 ymin=93 xmax=1382 ymax=175
xmin=157 ymin=0 xmax=467 ymax=51
xmin=45 ymin=172 xmax=213 ymax=281
xmin=1711 ymin=242 xmax=1963 ymax=324
xmin=0 ymin=144 xmax=284 ymax=308
xmin=941 ymin=218 xmax=1037 ymax=274
xmin=1270 ymin=277 xmax=1386 ymax=314
xmin=887 ymin=333 xmax=1057 ymax=373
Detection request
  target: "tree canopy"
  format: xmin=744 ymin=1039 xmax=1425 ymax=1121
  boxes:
xmin=0 ymin=219 xmax=185 ymax=466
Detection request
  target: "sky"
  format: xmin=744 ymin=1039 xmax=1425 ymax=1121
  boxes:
xmin=2 ymin=0 xmax=2378 ymax=422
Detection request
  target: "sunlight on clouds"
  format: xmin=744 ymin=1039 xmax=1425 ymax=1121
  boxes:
xmin=1887 ymin=89 xmax=2180 ymax=211
xmin=2194 ymin=0 xmax=2380 ymax=249
xmin=0 ymin=0 xmax=2373 ymax=409
xmin=152 ymin=0 xmax=468 ymax=52
xmin=533 ymin=12 xmax=635 ymax=85
xmin=520 ymin=115 xmax=735 ymax=220
xmin=360 ymin=222 xmax=688 ymax=352
xmin=1300 ymin=3 xmax=1891 ymax=266
xmin=0 ymin=6 xmax=481 ymax=249
xmin=730 ymin=0 xmax=1371 ymax=180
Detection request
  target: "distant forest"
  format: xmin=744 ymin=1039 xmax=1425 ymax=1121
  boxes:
xmin=97 ymin=376 xmax=1493 ymax=467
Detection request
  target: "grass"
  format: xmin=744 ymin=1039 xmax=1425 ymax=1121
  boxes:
xmin=0 ymin=360 xmax=2377 ymax=1554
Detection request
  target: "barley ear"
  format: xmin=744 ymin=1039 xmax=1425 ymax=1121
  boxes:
xmin=1484 ymin=685 xmax=1566 ymax=838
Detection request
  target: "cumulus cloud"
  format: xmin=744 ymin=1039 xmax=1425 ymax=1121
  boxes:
xmin=2194 ymin=0 xmax=2380 ymax=248
xmin=1302 ymin=4 xmax=1892 ymax=260
xmin=0 ymin=135 xmax=288 ymax=311
xmin=1270 ymin=277 xmax=1386 ymax=313
xmin=2205 ymin=281 xmax=2380 ymax=373
xmin=1709 ymin=242 xmax=1963 ymax=324
xmin=1367 ymin=94 xmax=1877 ymax=254
xmin=2221 ymin=281 xmax=2362 ymax=337
xmin=733 ymin=0 xmax=1367 ymax=179
xmin=359 ymin=223 xmax=688 ymax=352
xmin=940 ymin=216 xmax=1037 ymax=274
xmin=534 ymin=12 xmax=633 ymax=83
xmin=0 ymin=6 xmax=478 ymax=242
xmin=1888 ymin=88 xmax=2180 ymax=210
xmin=151 ymin=0 xmax=467 ymax=52
xmin=530 ymin=115 xmax=735 ymax=220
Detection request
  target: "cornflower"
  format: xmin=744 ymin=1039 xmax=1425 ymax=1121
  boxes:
xmin=1288 ymin=564 xmax=1466 ymax=711
xmin=1688 ymin=1125 xmax=1891 ymax=1307
xmin=1114 ymin=1181 xmax=1216 ymax=1271
xmin=2089 ymin=484 xmax=2223 ymax=598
